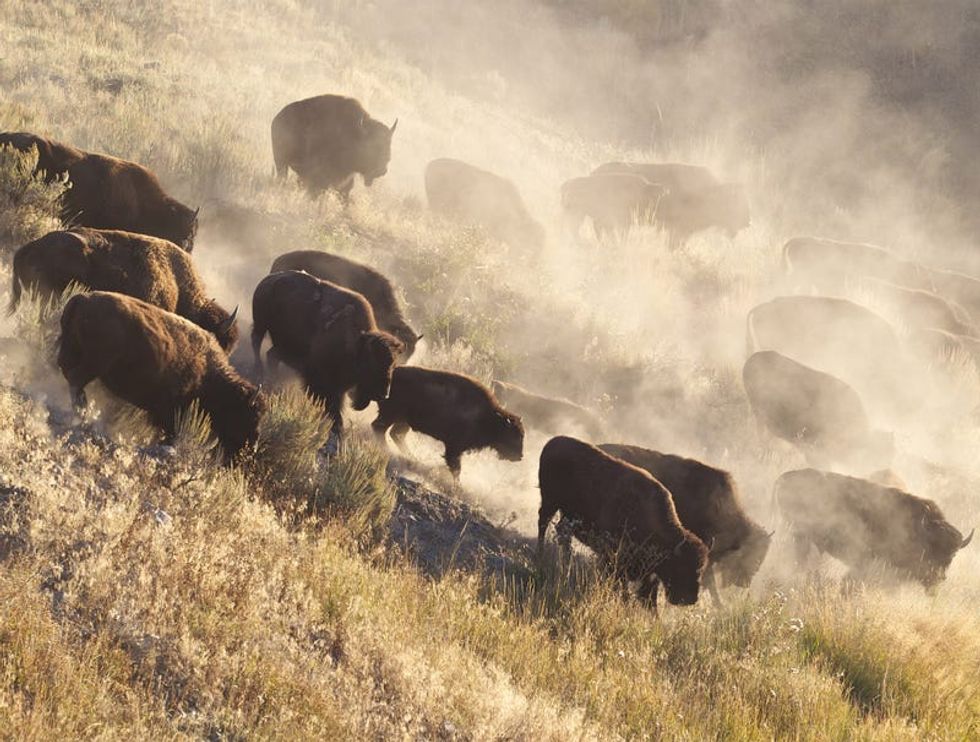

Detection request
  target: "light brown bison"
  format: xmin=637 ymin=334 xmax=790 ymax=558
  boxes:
xmin=64 ymin=153 xmax=198 ymax=251
xmin=269 ymin=250 xmax=420 ymax=360
xmin=742 ymin=351 xmax=893 ymax=471
xmin=251 ymin=270 xmax=402 ymax=432
xmin=926 ymin=267 xmax=980 ymax=324
xmin=591 ymin=161 xmax=720 ymax=194
xmin=425 ymin=158 xmax=545 ymax=250
xmin=868 ymin=279 xmax=978 ymax=337
xmin=746 ymin=296 xmax=912 ymax=418
xmin=57 ymin=291 xmax=264 ymax=461
xmin=372 ymin=366 xmax=524 ymax=478
xmin=0 ymin=131 xmax=85 ymax=182
xmin=654 ymin=183 xmax=750 ymax=243
xmin=491 ymin=379 xmax=603 ymax=439
xmin=774 ymin=468 xmax=973 ymax=589
xmin=271 ymin=94 xmax=396 ymax=200
xmin=781 ymin=236 xmax=931 ymax=294
xmin=598 ymin=443 xmax=771 ymax=605
xmin=561 ymin=172 xmax=666 ymax=238
xmin=11 ymin=228 xmax=238 ymax=350
xmin=538 ymin=436 xmax=709 ymax=611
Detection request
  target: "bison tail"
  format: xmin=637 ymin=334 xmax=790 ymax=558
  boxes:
xmin=250 ymin=322 xmax=266 ymax=377
xmin=7 ymin=272 xmax=22 ymax=315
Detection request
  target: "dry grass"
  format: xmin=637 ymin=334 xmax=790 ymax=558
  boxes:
xmin=0 ymin=0 xmax=978 ymax=738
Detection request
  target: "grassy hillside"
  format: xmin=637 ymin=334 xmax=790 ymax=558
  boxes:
xmin=1 ymin=0 xmax=979 ymax=738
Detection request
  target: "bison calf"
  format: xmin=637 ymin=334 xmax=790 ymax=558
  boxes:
xmin=491 ymin=379 xmax=603 ymax=439
xmin=538 ymin=436 xmax=709 ymax=611
xmin=12 ymin=228 xmax=238 ymax=350
xmin=775 ymin=468 xmax=973 ymax=589
xmin=57 ymin=292 xmax=264 ymax=461
xmin=561 ymin=172 xmax=666 ymax=239
xmin=372 ymin=366 xmax=524 ymax=478
xmin=251 ymin=270 xmax=402 ymax=432
xmin=598 ymin=443 xmax=771 ymax=605
xmin=270 ymin=250 xmax=421 ymax=360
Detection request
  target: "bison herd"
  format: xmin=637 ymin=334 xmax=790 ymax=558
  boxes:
xmin=1 ymin=91 xmax=975 ymax=615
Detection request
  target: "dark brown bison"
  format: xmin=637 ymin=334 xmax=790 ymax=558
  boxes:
xmin=742 ymin=351 xmax=893 ymax=471
xmin=372 ymin=366 xmax=524 ymax=478
xmin=491 ymin=379 xmax=603 ymax=439
xmin=781 ymin=236 xmax=931 ymax=294
xmin=746 ymin=296 xmax=912 ymax=418
xmin=654 ymin=183 xmax=750 ymax=243
xmin=251 ymin=270 xmax=402 ymax=432
xmin=774 ymin=468 xmax=974 ymax=589
xmin=597 ymin=443 xmax=771 ymax=605
xmin=424 ymin=158 xmax=545 ymax=250
xmin=269 ymin=250 xmax=420 ymax=360
xmin=57 ymin=291 xmax=264 ymax=461
xmin=271 ymin=94 xmax=396 ymax=200
xmin=538 ymin=436 xmax=709 ymax=610
xmin=868 ymin=279 xmax=978 ymax=337
xmin=11 ymin=228 xmax=238 ymax=350
xmin=561 ymin=172 xmax=666 ymax=238
xmin=0 ymin=131 xmax=85 ymax=182
xmin=592 ymin=161 xmax=720 ymax=194
xmin=63 ymin=153 xmax=198 ymax=251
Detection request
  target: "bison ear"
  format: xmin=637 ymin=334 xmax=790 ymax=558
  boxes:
xmin=414 ymin=333 xmax=423 ymax=341
xmin=389 ymin=118 xmax=398 ymax=135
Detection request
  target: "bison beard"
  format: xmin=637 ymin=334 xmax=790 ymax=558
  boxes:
xmin=57 ymin=292 xmax=263 ymax=462
xmin=538 ymin=436 xmax=708 ymax=612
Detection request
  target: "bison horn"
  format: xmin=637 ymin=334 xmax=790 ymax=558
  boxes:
xmin=220 ymin=305 xmax=239 ymax=332
xmin=390 ymin=118 xmax=398 ymax=134
xmin=415 ymin=333 xmax=423 ymax=341
xmin=673 ymin=538 xmax=685 ymax=556
xmin=961 ymin=528 xmax=975 ymax=550
xmin=767 ymin=530 xmax=776 ymax=538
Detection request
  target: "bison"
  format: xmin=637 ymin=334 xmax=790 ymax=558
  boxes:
xmin=561 ymin=172 xmax=666 ymax=238
xmin=746 ymin=295 xmax=912 ymax=419
xmin=11 ymin=228 xmax=238 ymax=350
xmin=269 ymin=250 xmax=420 ymax=360
xmin=925 ymin=267 xmax=980 ymax=324
xmin=591 ymin=161 xmax=720 ymax=194
xmin=0 ymin=131 xmax=85 ymax=182
xmin=64 ymin=153 xmax=199 ymax=251
xmin=372 ymin=366 xmax=524 ymax=478
xmin=57 ymin=291 xmax=264 ymax=461
xmin=781 ymin=236 xmax=931 ymax=294
xmin=654 ymin=183 xmax=750 ymax=243
xmin=424 ymin=158 xmax=545 ymax=250
xmin=251 ymin=270 xmax=402 ymax=432
xmin=538 ymin=436 xmax=709 ymax=611
xmin=742 ymin=351 xmax=894 ymax=471
xmin=597 ymin=443 xmax=771 ymax=605
xmin=271 ymin=94 xmax=397 ymax=200
xmin=491 ymin=379 xmax=603 ymax=439
xmin=774 ymin=468 xmax=974 ymax=589
xmin=867 ymin=279 xmax=977 ymax=338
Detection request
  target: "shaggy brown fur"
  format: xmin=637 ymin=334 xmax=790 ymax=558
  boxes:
xmin=372 ymin=366 xmax=524 ymax=478
xmin=745 ymin=296 xmax=912 ymax=418
xmin=591 ymin=162 xmax=720 ymax=193
xmin=598 ymin=443 xmax=771 ymax=605
xmin=774 ymin=468 xmax=974 ymax=588
xmin=251 ymin=270 xmax=402 ymax=432
xmin=0 ymin=131 xmax=85 ymax=182
xmin=654 ymin=183 xmax=750 ymax=243
xmin=742 ymin=351 xmax=893 ymax=472
xmin=271 ymin=94 xmax=396 ymax=199
xmin=424 ymin=158 xmax=545 ymax=250
xmin=11 ymin=228 xmax=238 ymax=350
xmin=538 ymin=436 xmax=709 ymax=611
xmin=270 ymin=250 xmax=420 ymax=360
xmin=491 ymin=379 xmax=603 ymax=439
xmin=63 ymin=153 xmax=198 ymax=251
xmin=781 ymin=236 xmax=932 ymax=294
xmin=561 ymin=172 xmax=666 ymax=238
xmin=57 ymin=291 xmax=264 ymax=461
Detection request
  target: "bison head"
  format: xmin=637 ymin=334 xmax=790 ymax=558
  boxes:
xmin=719 ymin=527 xmax=773 ymax=588
xmin=350 ymin=330 xmax=403 ymax=410
xmin=357 ymin=117 xmax=397 ymax=185
xmin=491 ymin=409 xmax=524 ymax=462
xmin=196 ymin=301 xmax=240 ymax=352
xmin=391 ymin=321 xmax=421 ymax=363
xmin=657 ymin=535 xmax=709 ymax=606
xmin=213 ymin=384 xmax=266 ymax=463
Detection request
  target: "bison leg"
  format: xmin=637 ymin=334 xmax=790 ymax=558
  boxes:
xmin=325 ymin=394 xmax=345 ymax=437
xmin=703 ymin=564 xmax=723 ymax=608
xmin=554 ymin=515 xmax=575 ymax=563
xmin=636 ymin=576 xmax=660 ymax=615
xmin=443 ymin=446 xmax=463 ymax=480
xmin=536 ymin=501 xmax=560 ymax=559
xmin=389 ymin=423 xmax=411 ymax=455
xmin=57 ymin=341 xmax=98 ymax=414
xmin=265 ymin=345 xmax=283 ymax=378
xmin=250 ymin=325 xmax=266 ymax=377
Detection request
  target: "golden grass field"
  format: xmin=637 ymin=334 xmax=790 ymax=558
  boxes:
xmin=1 ymin=0 xmax=979 ymax=738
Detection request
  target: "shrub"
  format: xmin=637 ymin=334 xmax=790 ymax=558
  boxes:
xmin=0 ymin=145 xmax=66 ymax=255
